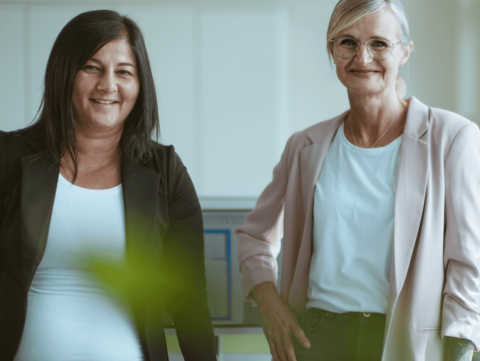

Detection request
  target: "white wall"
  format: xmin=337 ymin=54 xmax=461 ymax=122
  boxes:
xmin=0 ymin=0 xmax=297 ymax=198
xmin=1 ymin=0 xmax=479 ymax=198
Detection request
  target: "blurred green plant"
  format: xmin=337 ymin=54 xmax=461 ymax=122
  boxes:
xmin=80 ymin=211 xmax=195 ymax=335
xmin=85 ymin=239 xmax=164 ymax=309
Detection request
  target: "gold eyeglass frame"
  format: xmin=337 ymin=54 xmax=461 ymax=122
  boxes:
xmin=329 ymin=37 xmax=403 ymax=61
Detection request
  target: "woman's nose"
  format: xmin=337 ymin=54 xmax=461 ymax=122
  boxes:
xmin=97 ymin=72 xmax=117 ymax=93
xmin=354 ymin=43 xmax=372 ymax=64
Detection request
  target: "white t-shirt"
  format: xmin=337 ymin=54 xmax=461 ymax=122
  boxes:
xmin=14 ymin=174 xmax=144 ymax=361
xmin=307 ymin=122 xmax=402 ymax=314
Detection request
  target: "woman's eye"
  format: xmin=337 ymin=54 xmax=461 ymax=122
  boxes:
xmin=117 ymin=70 xmax=133 ymax=76
xmin=83 ymin=65 xmax=100 ymax=71
xmin=370 ymin=40 xmax=388 ymax=48
xmin=341 ymin=39 xmax=357 ymax=46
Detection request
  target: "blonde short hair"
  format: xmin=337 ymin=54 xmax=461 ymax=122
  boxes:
xmin=327 ymin=0 xmax=411 ymax=62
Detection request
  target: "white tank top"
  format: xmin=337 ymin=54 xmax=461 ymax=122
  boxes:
xmin=14 ymin=174 xmax=144 ymax=361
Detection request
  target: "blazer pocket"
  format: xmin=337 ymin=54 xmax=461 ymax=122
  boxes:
xmin=417 ymin=327 xmax=440 ymax=334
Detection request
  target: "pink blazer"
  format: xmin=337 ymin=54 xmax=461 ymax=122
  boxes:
xmin=235 ymin=97 xmax=480 ymax=360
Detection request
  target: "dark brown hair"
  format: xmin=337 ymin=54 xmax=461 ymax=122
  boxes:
xmin=29 ymin=9 xmax=159 ymax=176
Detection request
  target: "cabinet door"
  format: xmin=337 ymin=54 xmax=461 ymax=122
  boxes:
xmin=199 ymin=6 xmax=288 ymax=197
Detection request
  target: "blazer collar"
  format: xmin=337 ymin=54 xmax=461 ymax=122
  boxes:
xmin=300 ymin=97 xmax=429 ymax=207
xmin=121 ymin=159 xmax=162 ymax=256
xmin=24 ymin=133 xmax=163 ymax=241
xmin=403 ymin=96 xmax=429 ymax=138
xmin=21 ymin=137 xmax=60 ymax=280
xmin=298 ymin=97 xmax=430 ymax=319
xmin=306 ymin=110 xmax=349 ymax=144
xmin=21 ymin=136 xmax=163 ymax=278
xmin=305 ymin=96 xmax=429 ymax=144
xmin=298 ymin=111 xmax=347 ymax=207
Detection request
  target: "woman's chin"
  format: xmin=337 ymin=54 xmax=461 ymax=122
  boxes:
xmin=76 ymin=117 xmax=124 ymax=133
xmin=346 ymin=84 xmax=390 ymax=98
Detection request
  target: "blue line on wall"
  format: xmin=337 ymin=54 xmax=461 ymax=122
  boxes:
xmin=204 ymin=229 xmax=232 ymax=321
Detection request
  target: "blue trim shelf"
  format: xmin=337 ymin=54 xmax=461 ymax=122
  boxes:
xmin=204 ymin=229 xmax=232 ymax=321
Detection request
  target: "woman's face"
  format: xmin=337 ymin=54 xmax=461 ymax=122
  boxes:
xmin=332 ymin=8 xmax=410 ymax=97
xmin=72 ymin=39 xmax=140 ymax=133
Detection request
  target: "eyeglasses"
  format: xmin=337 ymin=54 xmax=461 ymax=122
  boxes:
xmin=329 ymin=37 xmax=403 ymax=61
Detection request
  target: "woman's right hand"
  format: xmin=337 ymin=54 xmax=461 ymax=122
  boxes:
xmin=253 ymin=282 xmax=311 ymax=361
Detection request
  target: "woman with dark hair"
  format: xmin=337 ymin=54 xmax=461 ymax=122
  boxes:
xmin=0 ymin=10 xmax=216 ymax=361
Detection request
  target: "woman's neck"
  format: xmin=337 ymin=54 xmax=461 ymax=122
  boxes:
xmin=346 ymin=90 xmax=409 ymax=148
xmin=60 ymin=126 xmax=123 ymax=189
xmin=74 ymin=127 xmax=123 ymax=166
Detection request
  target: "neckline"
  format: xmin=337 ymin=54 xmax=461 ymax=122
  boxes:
xmin=58 ymin=173 xmax=122 ymax=195
xmin=339 ymin=122 xmax=402 ymax=153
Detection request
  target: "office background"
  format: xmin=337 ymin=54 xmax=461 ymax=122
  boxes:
xmin=2 ymin=0 xmax=479 ymax=199
xmin=1 ymin=0 xmax=479 ymax=360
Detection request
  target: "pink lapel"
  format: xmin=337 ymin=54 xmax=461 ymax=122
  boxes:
xmin=299 ymin=112 xmax=348 ymax=209
xmin=384 ymin=97 xmax=430 ymax=334
xmin=291 ymin=99 xmax=429 ymax=319
xmin=288 ymin=112 xmax=346 ymax=313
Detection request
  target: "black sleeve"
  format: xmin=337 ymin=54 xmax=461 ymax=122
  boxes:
xmin=160 ymin=147 xmax=217 ymax=360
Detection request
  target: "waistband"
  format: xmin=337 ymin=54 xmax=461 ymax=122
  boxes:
xmin=305 ymin=308 xmax=387 ymax=322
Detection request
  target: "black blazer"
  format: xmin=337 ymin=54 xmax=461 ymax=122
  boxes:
xmin=0 ymin=129 xmax=217 ymax=361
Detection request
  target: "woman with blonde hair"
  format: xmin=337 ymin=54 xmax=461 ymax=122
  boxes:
xmin=236 ymin=0 xmax=480 ymax=360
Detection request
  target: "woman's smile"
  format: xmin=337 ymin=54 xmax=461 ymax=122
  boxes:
xmin=72 ymin=39 xmax=140 ymax=132
xmin=349 ymin=68 xmax=380 ymax=77
xmin=89 ymin=98 xmax=119 ymax=105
